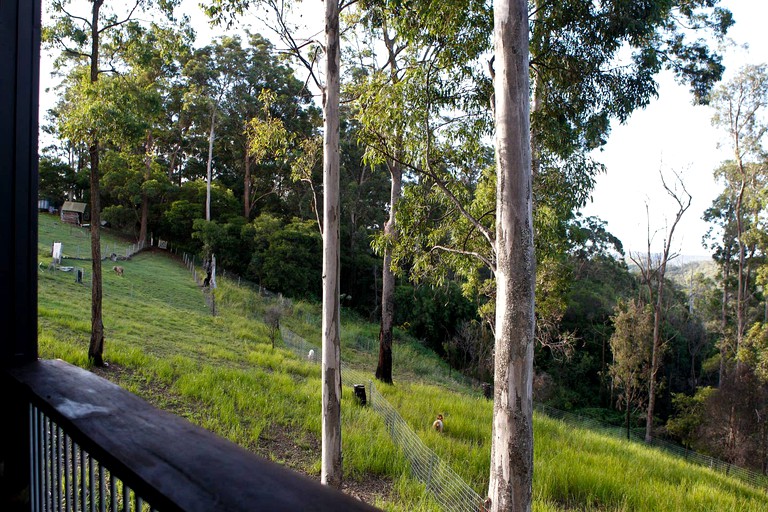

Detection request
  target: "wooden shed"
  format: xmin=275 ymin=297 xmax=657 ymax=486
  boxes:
xmin=60 ymin=201 xmax=87 ymax=225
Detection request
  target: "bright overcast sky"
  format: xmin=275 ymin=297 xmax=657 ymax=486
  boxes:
xmin=580 ymin=0 xmax=768 ymax=260
xmin=41 ymin=1 xmax=767 ymax=261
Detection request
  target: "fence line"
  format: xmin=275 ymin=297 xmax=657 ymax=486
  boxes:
xmin=280 ymin=325 xmax=488 ymax=512
xmin=221 ymin=269 xmax=768 ymax=495
xmin=182 ymin=252 xmax=216 ymax=316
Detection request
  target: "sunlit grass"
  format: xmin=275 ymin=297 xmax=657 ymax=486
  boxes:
xmin=37 ymin=213 xmax=768 ymax=511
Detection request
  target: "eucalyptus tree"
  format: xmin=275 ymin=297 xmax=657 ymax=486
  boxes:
xmin=210 ymin=33 xmax=317 ymax=220
xmin=351 ymin=11 xmax=405 ymax=384
xmin=708 ymin=64 xmax=768 ymax=366
xmin=629 ymin=172 xmax=692 ymax=442
xmin=182 ymin=37 xmax=239 ymax=222
xmin=703 ymin=192 xmax=740 ymax=383
xmin=346 ymin=0 xmax=493 ymax=383
xmin=108 ymin=21 xmax=193 ymax=245
xmin=486 ymin=2 xmax=535 ymax=508
xmin=44 ymin=0 xmax=180 ymax=366
xmin=204 ymin=0 xmax=349 ymax=488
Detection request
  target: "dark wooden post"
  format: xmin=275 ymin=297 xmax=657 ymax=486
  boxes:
xmin=0 ymin=0 xmax=40 ymax=366
xmin=0 ymin=0 xmax=41 ymax=509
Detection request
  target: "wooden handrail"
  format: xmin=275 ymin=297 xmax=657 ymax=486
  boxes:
xmin=7 ymin=359 xmax=380 ymax=512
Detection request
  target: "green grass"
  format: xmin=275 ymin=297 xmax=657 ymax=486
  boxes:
xmin=38 ymin=211 xmax=136 ymax=261
xmin=37 ymin=214 xmax=768 ymax=511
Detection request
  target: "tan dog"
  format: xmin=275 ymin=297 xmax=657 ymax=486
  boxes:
xmin=432 ymin=414 xmax=444 ymax=433
xmin=113 ymin=265 xmax=124 ymax=276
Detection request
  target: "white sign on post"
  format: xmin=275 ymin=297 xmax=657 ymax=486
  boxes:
xmin=52 ymin=242 xmax=62 ymax=265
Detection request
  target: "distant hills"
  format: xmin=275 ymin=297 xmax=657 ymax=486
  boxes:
xmin=627 ymin=255 xmax=719 ymax=286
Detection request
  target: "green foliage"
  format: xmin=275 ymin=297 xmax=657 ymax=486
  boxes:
xmin=666 ymin=387 xmax=716 ymax=449
xmin=237 ymin=215 xmax=323 ymax=299
xmin=246 ymin=89 xmax=291 ymax=163
xmin=37 ymin=211 xmax=768 ymax=510
xmin=160 ymin=180 xmax=240 ymax=241
xmin=38 ymin=154 xmax=82 ymax=207
xmin=609 ymin=299 xmax=654 ymax=414
xmin=393 ymin=282 xmax=477 ymax=354
xmin=741 ymin=323 xmax=768 ymax=383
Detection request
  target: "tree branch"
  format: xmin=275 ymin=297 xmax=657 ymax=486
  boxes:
xmin=98 ymin=0 xmax=140 ymax=34
xmin=430 ymin=245 xmax=496 ymax=274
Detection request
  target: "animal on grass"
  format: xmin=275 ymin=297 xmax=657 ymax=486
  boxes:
xmin=432 ymin=414 xmax=444 ymax=433
xmin=112 ymin=266 xmax=124 ymax=276
xmin=308 ymin=349 xmax=315 ymax=361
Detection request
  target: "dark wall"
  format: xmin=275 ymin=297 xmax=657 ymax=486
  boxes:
xmin=0 ymin=0 xmax=41 ymax=366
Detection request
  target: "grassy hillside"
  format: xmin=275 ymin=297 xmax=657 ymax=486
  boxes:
xmin=37 ymin=214 xmax=768 ymax=511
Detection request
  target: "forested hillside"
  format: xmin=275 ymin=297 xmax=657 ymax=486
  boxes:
xmin=37 ymin=214 xmax=768 ymax=511
xmin=38 ymin=0 xmax=768 ymax=510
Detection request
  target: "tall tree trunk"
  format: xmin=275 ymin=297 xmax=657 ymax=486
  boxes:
xmin=87 ymin=0 xmax=105 ymax=366
xmin=375 ymin=160 xmax=401 ymax=384
xmin=375 ymin=16 xmax=402 ymax=385
xmin=244 ymin=151 xmax=251 ymax=219
xmin=734 ymin=173 xmax=746 ymax=365
xmin=206 ymin=109 xmax=216 ymax=222
xmin=645 ymin=298 xmax=662 ymax=442
xmin=321 ymin=0 xmax=342 ymax=490
xmin=626 ymin=383 xmax=631 ymax=440
xmin=138 ymin=131 xmax=152 ymax=247
xmin=488 ymin=0 xmax=534 ymax=510
xmin=643 ymin=174 xmax=690 ymax=442
xmin=720 ymin=243 xmax=731 ymax=386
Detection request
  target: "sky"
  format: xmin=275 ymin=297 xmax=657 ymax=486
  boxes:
xmin=40 ymin=0 xmax=767 ymax=261
xmin=580 ymin=1 xmax=768 ymax=261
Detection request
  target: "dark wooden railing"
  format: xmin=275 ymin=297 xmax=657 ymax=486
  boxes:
xmin=4 ymin=360 xmax=380 ymax=512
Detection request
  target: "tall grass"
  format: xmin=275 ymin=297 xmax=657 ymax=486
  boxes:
xmin=37 ymin=213 xmax=768 ymax=511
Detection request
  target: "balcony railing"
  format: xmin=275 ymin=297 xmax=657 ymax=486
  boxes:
xmin=5 ymin=359 xmax=379 ymax=512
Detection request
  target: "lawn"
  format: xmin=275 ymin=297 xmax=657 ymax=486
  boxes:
xmin=37 ymin=213 xmax=768 ymax=511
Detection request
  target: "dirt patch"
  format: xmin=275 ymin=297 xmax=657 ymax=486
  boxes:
xmin=256 ymin=423 xmax=320 ymax=473
xmin=256 ymin=423 xmax=393 ymax=506
xmin=341 ymin=475 xmax=394 ymax=507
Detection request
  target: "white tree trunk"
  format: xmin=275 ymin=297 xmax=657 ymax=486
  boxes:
xmin=321 ymin=0 xmax=343 ymax=490
xmin=206 ymin=109 xmax=216 ymax=222
xmin=488 ymin=0 xmax=535 ymax=511
xmin=376 ymin=161 xmax=401 ymax=384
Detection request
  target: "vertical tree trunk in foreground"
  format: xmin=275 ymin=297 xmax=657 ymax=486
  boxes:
xmin=88 ymin=0 xmax=105 ymax=366
xmin=206 ymin=109 xmax=216 ymax=222
xmin=375 ymin=19 xmax=403 ymax=385
xmin=375 ymin=161 xmax=401 ymax=384
xmin=488 ymin=0 xmax=535 ymax=510
xmin=321 ymin=0 xmax=343 ymax=490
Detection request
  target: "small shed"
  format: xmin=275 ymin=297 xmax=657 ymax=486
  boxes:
xmin=60 ymin=201 xmax=87 ymax=225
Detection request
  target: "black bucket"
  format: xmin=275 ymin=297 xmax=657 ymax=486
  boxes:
xmin=353 ymin=384 xmax=367 ymax=406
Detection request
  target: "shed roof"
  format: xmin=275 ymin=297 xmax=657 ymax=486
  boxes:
xmin=61 ymin=201 xmax=87 ymax=213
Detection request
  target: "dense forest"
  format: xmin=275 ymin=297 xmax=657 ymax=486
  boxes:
xmin=39 ymin=0 xmax=768 ymax=507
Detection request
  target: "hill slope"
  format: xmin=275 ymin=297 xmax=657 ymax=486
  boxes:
xmin=37 ymin=214 xmax=768 ymax=511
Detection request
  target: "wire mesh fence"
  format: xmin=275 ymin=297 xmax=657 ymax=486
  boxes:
xmin=279 ymin=325 xmax=488 ymax=512
xmin=221 ymin=269 xmax=768 ymax=498
xmin=182 ymin=252 xmax=216 ymax=315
